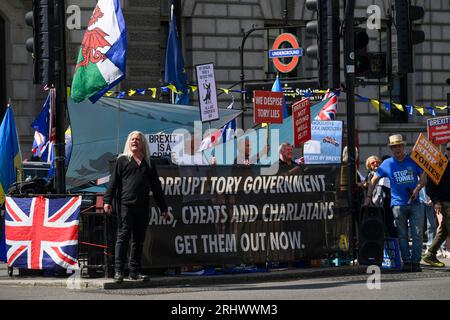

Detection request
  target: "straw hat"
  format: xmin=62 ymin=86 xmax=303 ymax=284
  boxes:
xmin=388 ymin=134 xmax=406 ymax=146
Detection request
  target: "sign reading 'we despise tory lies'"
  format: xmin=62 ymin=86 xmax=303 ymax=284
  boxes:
xmin=253 ymin=90 xmax=284 ymax=124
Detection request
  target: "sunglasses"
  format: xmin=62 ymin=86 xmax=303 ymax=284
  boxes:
xmin=370 ymin=161 xmax=380 ymax=165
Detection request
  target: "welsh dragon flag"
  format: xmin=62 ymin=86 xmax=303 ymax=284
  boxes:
xmin=71 ymin=0 xmax=126 ymax=103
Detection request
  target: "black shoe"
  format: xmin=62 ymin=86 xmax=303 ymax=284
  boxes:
xmin=402 ymin=262 xmax=412 ymax=272
xmin=114 ymin=272 xmax=124 ymax=283
xmin=411 ymin=262 xmax=422 ymax=272
xmin=128 ymin=273 xmax=149 ymax=281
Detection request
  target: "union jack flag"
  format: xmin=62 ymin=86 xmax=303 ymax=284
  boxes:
xmin=315 ymin=90 xmax=340 ymax=121
xmin=5 ymin=196 xmax=81 ymax=270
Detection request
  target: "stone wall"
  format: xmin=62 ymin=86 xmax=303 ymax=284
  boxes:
xmin=3 ymin=0 xmax=450 ymax=165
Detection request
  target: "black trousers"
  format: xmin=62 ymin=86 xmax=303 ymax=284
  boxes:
xmin=115 ymin=204 xmax=149 ymax=273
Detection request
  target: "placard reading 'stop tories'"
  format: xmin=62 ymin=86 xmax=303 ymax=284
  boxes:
xmin=411 ymin=133 xmax=448 ymax=184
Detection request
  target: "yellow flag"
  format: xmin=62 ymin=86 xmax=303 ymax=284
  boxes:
xmin=189 ymin=85 xmax=198 ymax=93
xmin=370 ymin=99 xmax=380 ymax=112
xmin=436 ymin=106 xmax=447 ymax=110
xmin=220 ymin=88 xmax=230 ymax=94
xmin=149 ymin=88 xmax=157 ymax=98
xmin=414 ymin=106 xmax=424 ymax=115
xmin=128 ymin=89 xmax=136 ymax=96
xmin=105 ymin=91 xmax=114 ymax=97
xmin=392 ymin=103 xmax=404 ymax=111
xmin=167 ymin=84 xmax=181 ymax=94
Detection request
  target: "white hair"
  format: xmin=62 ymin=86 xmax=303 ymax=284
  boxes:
xmin=121 ymin=130 xmax=151 ymax=163
xmin=278 ymin=142 xmax=291 ymax=154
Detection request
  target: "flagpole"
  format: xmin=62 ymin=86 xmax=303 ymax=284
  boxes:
xmin=10 ymin=101 xmax=23 ymax=183
xmin=54 ymin=0 xmax=67 ymax=194
xmin=208 ymin=121 xmax=214 ymax=161
xmin=170 ymin=3 xmax=175 ymax=105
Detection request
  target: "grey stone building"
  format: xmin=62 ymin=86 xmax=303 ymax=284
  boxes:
xmin=1 ymin=0 xmax=449 ymax=167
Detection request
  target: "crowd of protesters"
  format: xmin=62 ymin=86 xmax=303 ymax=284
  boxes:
xmin=362 ymin=136 xmax=450 ymax=271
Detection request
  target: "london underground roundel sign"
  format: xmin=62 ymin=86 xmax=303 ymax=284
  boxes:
xmin=269 ymin=33 xmax=303 ymax=73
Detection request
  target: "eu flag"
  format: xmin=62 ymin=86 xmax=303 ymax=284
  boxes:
xmin=0 ymin=106 xmax=23 ymax=261
xmin=164 ymin=3 xmax=189 ymax=105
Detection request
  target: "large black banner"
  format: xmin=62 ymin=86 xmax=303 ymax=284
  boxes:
xmin=142 ymin=165 xmax=352 ymax=268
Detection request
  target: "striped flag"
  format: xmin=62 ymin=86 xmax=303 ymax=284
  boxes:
xmin=315 ymin=90 xmax=339 ymax=121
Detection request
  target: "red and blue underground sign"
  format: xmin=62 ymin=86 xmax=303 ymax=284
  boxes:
xmin=269 ymin=33 xmax=303 ymax=73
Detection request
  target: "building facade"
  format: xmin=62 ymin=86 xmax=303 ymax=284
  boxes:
xmin=1 ymin=0 xmax=449 ymax=167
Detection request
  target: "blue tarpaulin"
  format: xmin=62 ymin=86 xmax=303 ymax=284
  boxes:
xmin=66 ymin=97 xmax=241 ymax=189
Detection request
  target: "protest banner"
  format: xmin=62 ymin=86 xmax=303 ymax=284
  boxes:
xmin=143 ymin=165 xmax=350 ymax=267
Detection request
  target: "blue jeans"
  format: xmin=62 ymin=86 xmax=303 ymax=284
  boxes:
xmin=392 ymin=202 xmax=424 ymax=263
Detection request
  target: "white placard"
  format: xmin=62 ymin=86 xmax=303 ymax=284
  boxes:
xmin=195 ymin=63 xmax=219 ymax=122
xmin=146 ymin=133 xmax=184 ymax=160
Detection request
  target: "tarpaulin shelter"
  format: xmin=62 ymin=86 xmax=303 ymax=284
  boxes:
xmin=66 ymin=98 xmax=241 ymax=189
xmin=201 ymin=99 xmax=327 ymax=164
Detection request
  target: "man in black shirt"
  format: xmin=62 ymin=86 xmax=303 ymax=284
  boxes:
xmin=104 ymin=131 xmax=168 ymax=283
xmin=278 ymin=142 xmax=297 ymax=165
xmin=423 ymin=142 xmax=450 ymax=267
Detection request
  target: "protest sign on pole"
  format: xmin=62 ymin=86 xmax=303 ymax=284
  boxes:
xmin=411 ymin=133 xmax=448 ymax=184
xmin=292 ymin=98 xmax=311 ymax=147
xmin=195 ymin=63 xmax=219 ymax=122
xmin=253 ymin=91 xmax=284 ymax=124
xmin=303 ymin=121 xmax=343 ymax=164
xmin=427 ymin=116 xmax=450 ymax=145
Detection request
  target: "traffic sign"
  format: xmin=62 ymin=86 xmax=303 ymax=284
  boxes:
xmin=269 ymin=33 xmax=303 ymax=73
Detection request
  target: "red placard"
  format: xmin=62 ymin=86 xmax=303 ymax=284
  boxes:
xmin=253 ymin=91 xmax=284 ymax=124
xmin=427 ymin=116 xmax=450 ymax=145
xmin=292 ymin=98 xmax=311 ymax=147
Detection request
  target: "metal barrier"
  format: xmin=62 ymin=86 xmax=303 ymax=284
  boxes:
xmin=78 ymin=195 xmax=115 ymax=278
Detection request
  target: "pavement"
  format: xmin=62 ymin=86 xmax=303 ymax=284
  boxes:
xmin=1 ymin=254 xmax=450 ymax=290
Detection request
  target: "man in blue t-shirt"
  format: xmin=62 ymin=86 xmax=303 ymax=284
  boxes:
xmin=364 ymin=134 xmax=427 ymax=272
